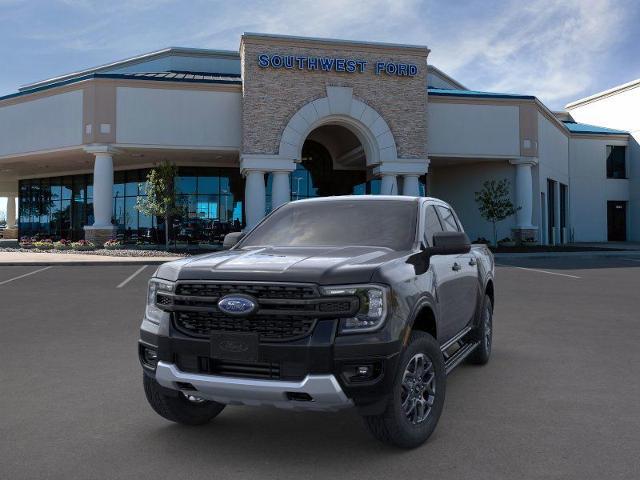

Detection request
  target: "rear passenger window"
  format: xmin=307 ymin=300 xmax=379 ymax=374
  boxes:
xmin=424 ymin=205 xmax=443 ymax=246
xmin=436 ymin=206 xmax=460 ymax=232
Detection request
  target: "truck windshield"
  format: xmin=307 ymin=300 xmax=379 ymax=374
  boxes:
xmin=239 ymin=199 xmax=418 ymax=251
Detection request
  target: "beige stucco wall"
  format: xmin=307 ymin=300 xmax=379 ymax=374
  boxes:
xmin=116 ymin=86 xmax=242 ymax=148
xmin=240 ymin=35 xmax=429 ymax=160
xmin=427 ymin=101 xmax=520 ymax=157
xmin=0 ymin=90 xmax=83 ymax=157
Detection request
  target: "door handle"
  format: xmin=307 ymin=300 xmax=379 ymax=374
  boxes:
xmin=468 ymin=258 xmax=477 ymax=266
xmin=452 ymin=262 xmax=462 ymax=271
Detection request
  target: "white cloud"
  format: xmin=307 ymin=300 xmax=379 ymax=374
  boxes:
xmin=2 ymin=0 xmax=635 ymax=109
xmin=427 ymin=0 xmax=629 ymax=107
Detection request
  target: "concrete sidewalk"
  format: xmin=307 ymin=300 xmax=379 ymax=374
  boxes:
xmin=495 ymin=250 xmax=640 ymax=260
xmin=0 ymin=251 xmax=183 ymax=266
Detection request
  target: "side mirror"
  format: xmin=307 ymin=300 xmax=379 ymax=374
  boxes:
xmin=222 ymin=231 xmax=246 ymax=250
xmin=430 ymin=231 xmax=471 ymax=255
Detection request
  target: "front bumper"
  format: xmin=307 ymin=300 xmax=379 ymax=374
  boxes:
xmin=140 ymin=317 xmax=402 ymax=413
xmin=156 ymin=361 xmax=352 ymax=411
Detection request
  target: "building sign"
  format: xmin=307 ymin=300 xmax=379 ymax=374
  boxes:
xmin=257 ymin=53 xmax=418 ymax=77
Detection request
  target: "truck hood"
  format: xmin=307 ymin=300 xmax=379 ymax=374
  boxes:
xmin=155 ymin=246 xmax=407 ymax=285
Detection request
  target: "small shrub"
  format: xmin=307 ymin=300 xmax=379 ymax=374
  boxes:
xmin=19 ymin=236 xmax=34 ymax=249
xmin=71 ymin=240 xmax=96 ymax=251
xmin=33 ymin=239 xmax=54 ymax=250
xmin=103 ymin=239 xmax=123 ymax=250
xmin=54 ymin=239 xmax=73 ymax=250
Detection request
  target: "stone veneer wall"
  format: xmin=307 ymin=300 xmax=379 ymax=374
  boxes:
xmin=240 ymin=36 xmax=429 ymax=160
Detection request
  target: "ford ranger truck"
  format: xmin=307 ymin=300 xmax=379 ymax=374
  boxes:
xmin=139 ymin=195 xmax=495 ymax=448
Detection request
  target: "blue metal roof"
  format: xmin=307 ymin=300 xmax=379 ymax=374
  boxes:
xmin=0 ymin=71 xmax=242 ymax=102
xmin=562 ymin=121 xmax=628 ymax=135
xmin=427 ymin=87 xmax=535 ymax=100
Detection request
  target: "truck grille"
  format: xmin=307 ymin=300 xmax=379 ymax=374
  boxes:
xmin=175 ymin=354 xmax=282 ymax=380
xmin=161 ymin=282 xmax=358 ymax=342
xmin=174 ymin=311 xmax=316 ymax=341
xmin=175 ymin=283 xmax=318 ymax=300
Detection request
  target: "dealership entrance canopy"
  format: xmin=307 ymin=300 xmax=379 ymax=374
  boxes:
xmin=0 ymin=33 xmax=636 ymax=246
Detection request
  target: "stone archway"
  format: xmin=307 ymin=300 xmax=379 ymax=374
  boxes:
xmin=278 ymin=86 xmax=398 ymax=166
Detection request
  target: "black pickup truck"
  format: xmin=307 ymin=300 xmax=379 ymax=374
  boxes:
xmin=139 ymin=196 xmax=495 ymax=448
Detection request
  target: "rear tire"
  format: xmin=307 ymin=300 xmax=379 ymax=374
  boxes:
xmin=468 ymin=294 xmax=493 ymax=365
xmin=363 ymin=331 xmax=446 ymax=448
xmin=143 ymin=374 xmax=225 ymax=425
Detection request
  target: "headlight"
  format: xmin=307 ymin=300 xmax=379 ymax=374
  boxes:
xmin=321 ymin=285 xmax=389 ymax=334
xmin=146 ymin=279 xmax=174 ymax=324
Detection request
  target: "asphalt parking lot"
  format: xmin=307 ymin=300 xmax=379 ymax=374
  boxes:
xmin=1 ymin=256 xmax=639 ymax=479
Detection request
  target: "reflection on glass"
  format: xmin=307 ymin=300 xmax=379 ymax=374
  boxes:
xmin=18 ymin=167 xmax=244 ymax=245
xmin=175 ymin=175 xmax=197 ymax=195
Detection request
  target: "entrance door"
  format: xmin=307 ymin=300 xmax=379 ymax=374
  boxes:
xmin=607 ymin=201 xmax=627 ymax=241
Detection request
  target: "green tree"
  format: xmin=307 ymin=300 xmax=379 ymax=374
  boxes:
xmin=136 ymin=161 xmax=182 ymax=250
xmin=474 ymin=179 xmax=519 ymax=246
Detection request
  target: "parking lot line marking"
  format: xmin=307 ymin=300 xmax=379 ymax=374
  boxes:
xmin=117 ymin=265 xmax=148 ymax=289
xmin=623 ymin=258 xmax=640 ymax=262
xmin=0 ymin=266 xmax=52 ymax=286
xmin=497 ymin=264 xmax=581 ymax=279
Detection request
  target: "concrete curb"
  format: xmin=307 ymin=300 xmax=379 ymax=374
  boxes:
xmin=495 ymin=250 xmax=640 ymax=260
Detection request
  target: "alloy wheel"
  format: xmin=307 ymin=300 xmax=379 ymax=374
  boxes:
xmin=401 ymin=353 xmax=436 ymax=424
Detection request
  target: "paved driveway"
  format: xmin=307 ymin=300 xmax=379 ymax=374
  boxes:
xmin=1 ymin=257 xmax=639 ymax=479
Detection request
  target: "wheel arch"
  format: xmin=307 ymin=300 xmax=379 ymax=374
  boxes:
xmin=485 ymin=278 xmax=495 ymax=308
xmin=408 ymin=299 xmax=438 ymax=343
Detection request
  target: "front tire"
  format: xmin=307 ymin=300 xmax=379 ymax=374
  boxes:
xmin=143 ymin=374 xmax=226 ymax=425
xmin=363 ymin=331 xmax=446 ymax=448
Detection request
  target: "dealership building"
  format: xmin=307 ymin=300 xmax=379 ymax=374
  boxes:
xmin=0 ymin=33 xmax=637 ymax=246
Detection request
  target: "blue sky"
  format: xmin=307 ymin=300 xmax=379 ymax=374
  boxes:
xmin=0 ymin=0 xmax=639 ymax=109
xmin=1 ymin=0 xmax=640 ymax=215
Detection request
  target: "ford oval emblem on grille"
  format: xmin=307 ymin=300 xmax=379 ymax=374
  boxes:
xmin=217 ymin=295 xmax=257 ymax=316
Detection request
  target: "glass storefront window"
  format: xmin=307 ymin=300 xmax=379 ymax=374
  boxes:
xmin=18 ymin=167 xmax=244 ymax=246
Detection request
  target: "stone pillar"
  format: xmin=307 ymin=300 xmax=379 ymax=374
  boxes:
xmin=402 ymin=175 xmax=421 ymax=196
xmin=374 ymin=159 xmax=429 ymax=197
xmin=2 ymin=195 xmax=18 ymax=239
xmin=83 ymin=146 xmax=117 ymax=245
xmin=240 ymin=154 xmax=296 ymax=230
xmin=271 ymin=171 xmax=291 ymax=210
xmin=510 ymin=157 xmax=538 ymax=242
xmin=380 ymin=174 xmax=398 ymax=195
xmin=6 ymin=195 xmax=16 ymax=228
xmin=244 ymin=170 xmax=266 ymax=229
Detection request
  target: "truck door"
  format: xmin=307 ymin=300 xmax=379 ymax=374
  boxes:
xmin=423 ymin=204 xmax=461 ymax=343
xmin=434 ymin=205 xmax=479 ymax=336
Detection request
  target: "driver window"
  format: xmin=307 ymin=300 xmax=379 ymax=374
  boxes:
xmin=424 ymin=205 xmax=444 ymax=246
xmin=436 ymin=206 xmax=460 ymax=232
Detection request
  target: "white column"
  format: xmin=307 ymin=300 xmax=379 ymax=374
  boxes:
xmin=6 ymin=195 xmax=17 ymax=228
xmin=271 ymin=171 xmax=291 ymax=209
xmin=402 ymin=175 xmax=421 ymax=196
xmin=91 ymin=152 xmax=115 ymax=227
xmin=380 ymin=174 xmax=398 ymax=195
xmin=244 ymin=170 xmax=266 ymax=229
xmin=511 ymin=159 xmax=536 ymax=228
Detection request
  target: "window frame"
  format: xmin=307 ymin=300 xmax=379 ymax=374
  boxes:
xmin=422 ymin=203 xmax=444 ymax=247
xmin=606 ymin=145 xmax=627 ymax=179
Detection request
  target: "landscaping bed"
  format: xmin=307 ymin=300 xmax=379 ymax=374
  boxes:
xmin=0 ymin=246 xmax=186 ymax=257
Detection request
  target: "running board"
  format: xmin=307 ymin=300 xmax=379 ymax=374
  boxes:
xmin=444 ymin=341 xmax=479 ymax=375
xmin=440 ymin=326 xmax=473 ymax=352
